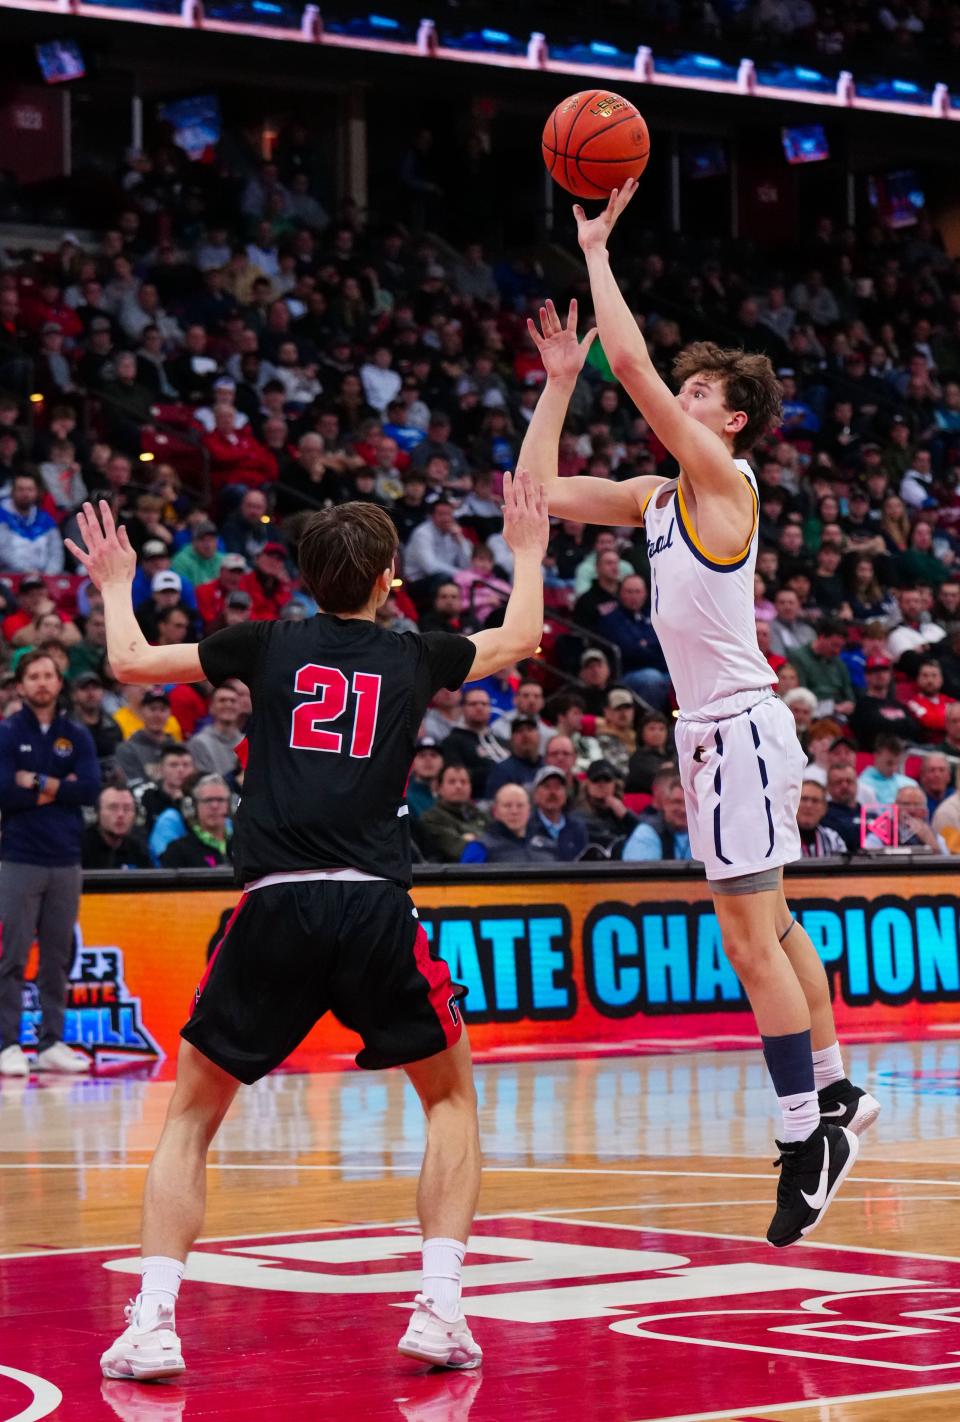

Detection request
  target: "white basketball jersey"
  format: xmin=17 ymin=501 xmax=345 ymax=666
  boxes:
xmin=641 ymin=458 xmax=776 ymax=715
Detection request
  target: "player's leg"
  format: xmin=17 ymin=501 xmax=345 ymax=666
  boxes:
xmin=713 ymin=885 xmax=858 ymax=1247
xmin=775 ymin=885 xmax=880 ymax=1136
xmin=101 ymin=1041 xmax=239 ymax=1380
xmin=397 ymin=1033 xmax=483 ymax=1369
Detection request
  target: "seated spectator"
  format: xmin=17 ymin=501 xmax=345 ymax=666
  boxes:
xmin=543 ymin=734 xmax=578 ymax=800
xmin=187 ymin=684 xmax=244 ymax=777
xmin=81 ymin=786 xmax=152 ymax=870
xmin=220 ymin=489 xmax=277 ymax=565
xmin=419 ymin=762 xmax=490 ymax=862
xmin=573 ymin=530 xmax=633 ymax=600
xmin=113 ymin=684 xmax=182 ymax=741
xmin=196 ymin=553 xmax=249 ymax=629
xmin=571 ymin=547 xmax=623 ymax=633
xmin=485 ymin=716 xmax=544 ymax=796
xmin=0 ymin=472 xmax=64 ymax=574
xmin=490 ymin=677 xmax=552 ymax=754
xmin=67 ymin=607 xmax=108 ymax=681
xmin=403 ymin=500 xmax=472 ymax=585
xmin=857 ymin=734 xmax=919 ymax=807
xmin=918 ymin=752 xmax=953 ymax=819
xmin=575 ymin=648 xmax=613 ymax=717
xmin=160 ymin=774 xmax=233 ymax=868
xmin=768 ymin=587 xmax=815 ymax=658
xmin=136 ymin=570 xmax=195 ymax=644
xmin=460 ymin=783 xmax=556 ymax=864
xmin=71 ymin=671 xmax=123 ymax=777
xmin=886 ymin=586 xmax=945 ymax=669
xmin=38 ymin=438 xmax=85 ymax=516
xmin=530 ymin=765 xmax=589 ymax=862
xmin=116 ymin=688 xmax=178 ymax=785
xmin=823 ymin=763 xmax=865 ymax=853
xmin=789 ymin=619 xmax=855 ymax=717
xmin=933 ymin=701 xmax=960 ymax=759
xmin=238 ymin=542 xmax=291 ymax=620
xmin=595 ymin=688 xmax=638 ymax=779
xmin=2 ymin=572 xmax=55 ymax=641
xmin=625 ymin=712 xmax=676 ymax=793
xmin=421 ymin=686 xmax=462 ymax=743
xmin=454 ymin=544 xmax=510 ymax=627
xmin=203 ymin=407 xmax=278 ymax=496
xmin=803 ymin=717 xmax=843 ymax=788
xmin=575 ymin=758 xmax=640 ymax=854
xmin=895 ymin=783 xmax=948 ymax=855
xmin=440 ymin=687 xmax=509 ymax=798
xmin=545 ymin=692 xmax=602 ymax=773
xmin=138 ymin=744 xmax=195 ymax=832
xmin=172 ymin=521 xmax=223 ymax=588
xmin=419 ymin=580 xmax=463 ymax=634
xmin=621 ymin=776 xmax=693 ymax=862
xmin=850 ymin=656 xmax=923 ymax=750
xmin=596 ymin=574 xmax=670 ymax=710
xmin=406 ymin=737 xmax=444 ymax=818
xmin=391 ymin=470 xmax=431 ymax=545
xmin=901 ymin=658 xmax=956 ymax=741
xmin=797 ymin=780 xmax=848 ymax=858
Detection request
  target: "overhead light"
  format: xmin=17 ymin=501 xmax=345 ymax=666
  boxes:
xmin=139 ymin=451 xmax=155 ymax=462
xmin=29 ymin=393 xmax=44 ymax=404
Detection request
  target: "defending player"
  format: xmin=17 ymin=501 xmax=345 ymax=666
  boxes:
xmin=67 ymin=475 xmax=548 ymax=1380
xmin=518 ymin=180 xmax=879 ymax=1249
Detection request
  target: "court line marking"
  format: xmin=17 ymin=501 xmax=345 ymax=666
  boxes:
xmin=0 ymin=1365 xmax=62 ymax=1422
xmin=636 ymin=1381 xmax=960 ymax=1422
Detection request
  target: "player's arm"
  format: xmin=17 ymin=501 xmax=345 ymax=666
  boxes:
xmin=65 ymin=501 xmax=205 ymax=684
xmin=520 ymin=298 xmax=661 ymax=525
xmin=467 ymin=471 xmax=546 ymax=679
xmin=576 ymin=181 xmax=748 ymax=507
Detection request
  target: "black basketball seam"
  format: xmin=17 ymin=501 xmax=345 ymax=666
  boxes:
xmin=544 ymin=146 xmax=650 ymax=164
xmin=561 ymin=90 xmax=599 ymax=195
xmin=569 ymin=165 xmax=611 ymax=196
xmin=573 ymin=110 xmax=644 ymax=161
xmin=550 ymin=102 xmax=559 ymax=178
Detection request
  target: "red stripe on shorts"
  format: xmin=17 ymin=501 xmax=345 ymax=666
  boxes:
xmin=412 ymin=922 xmax=461 ymax=1050
xmin=194 ymin=893 xmax=248 ymax=1003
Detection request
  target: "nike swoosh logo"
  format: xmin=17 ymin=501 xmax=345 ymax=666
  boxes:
xmin=820 ymin=1104 xmax=848 ymax=1117
xmin=800 ymin=1137 xmax=831 ymax=1210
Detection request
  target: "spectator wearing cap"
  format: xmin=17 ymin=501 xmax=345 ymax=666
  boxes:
xmin=35 ymin=322 xmax=77 ymax=401
xmin=409 ymin=412 xmax=467 ymax=482
xmin=238 ymin=542 xmax=291 ymax=621
xmin=460 ymin=783 xmax=557 ymax=866
xmin=135 ymin=568 xmax=193 ymax=643
xmin=406 ymin=738 xmax=444 ymax=818
xmin=2 ymin=573 xmax=55 ymax=642
xmin=768 ymin=587 xmax=815 ymax=659
xmin=193 ymin=377 xmax=250 ymax=436
xmin=221 ymin=588 xmax=254 ymax=628
xmin=797 ymin=780 xmax=848 ymax=858
xmin=402 ymin=500 xmax=472 ymax=586
xmin=597 ymin=574 xmax=670 ymax=711
xmin=418 ymin=763 xmax=489 ymax=863
xmin=621 ymin=775 xmax=693 ymax=862
xmin=901 ymin=658 xmax=957 ymax=741
xmin=0 ymin=471 xmax=64 ymax=575
xmin=172 ymin=521 xmax=223 ymax=588
xmin=850 ymin=655 xmax=923 ymax=750
xmin=441 ymin=687 xmax=510 ymax=797
xmin=576 ymin=647 xmax=614 ymax=718
xmin=187 ymin=685 xmax=244 ymax=779
xmin=71 ymin=671 xmax=122 ymax=776
xmin=596 ymin=688 xmax=638 ymax=779
xmin=857 ymin=734 xmax=919 ymax=808
xmin=490 ymin=678 xmax=552 ymax=754
xmin=531 ymin=765 xmax=589 ymax=862
xmin=485 ymin=717 xmax=544 ymax=797
xmin=789 ymin=619 xmax=856 ymax=718
xmin=115 ymin=690 xmax=179 ymax=786
xmin=81 ymin=786 xmax=151 ymax=870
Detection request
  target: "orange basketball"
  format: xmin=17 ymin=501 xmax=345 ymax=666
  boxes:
xmin=542 ymin=90 xmax=650 ymax=199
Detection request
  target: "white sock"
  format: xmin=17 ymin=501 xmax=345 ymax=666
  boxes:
xmin=136 ymin=1255 xmax=184 ymax=1329
xmin=422 ymin=1237 xmax=465 ymax=1319
xmin=812 ymin=1041 xmax=845 ymax=1091
xmin=778 ymin=1089 xmax=820 ymax=1143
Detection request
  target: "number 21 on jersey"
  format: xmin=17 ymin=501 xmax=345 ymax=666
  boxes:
xmin=289 ymin=664 xmax=382 ymax=758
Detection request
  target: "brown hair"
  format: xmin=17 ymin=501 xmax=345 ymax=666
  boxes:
xmin=297 ymin=501 xmax=399 ymax=613
xmin=672 ymin=342 xmax=783 ymax=454
xmin=16 ymin=649 xmax=63 ymax=683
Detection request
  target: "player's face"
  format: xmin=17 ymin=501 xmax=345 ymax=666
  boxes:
xmin=677 ymin=375 xmax=744 ymax=446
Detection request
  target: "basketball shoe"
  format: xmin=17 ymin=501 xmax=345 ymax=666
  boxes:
xmin=767 ymin=1122 xmax=859 ymax=1248
xmin=819 ymin=1078 xmax=881 ymax=1137
xmin=398 ymin=1295 xmax=483 ymax=1369
xmin=100 ymin=1301 xmax=185 ymax=1380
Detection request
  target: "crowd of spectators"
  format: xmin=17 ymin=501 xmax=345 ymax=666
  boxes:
xmin=2 ymin=110 xmax=960 ymax=870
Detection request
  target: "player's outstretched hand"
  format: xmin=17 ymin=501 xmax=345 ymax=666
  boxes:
xmin=574 ymin=178 xmax=638 ymax=254
xmin=527 ymin=298 xmax=598 ymax=384
xmin=502 ymin=470 xmax=549 ymax=559
xmin=64 ymin=500 xmax=137 ymax=591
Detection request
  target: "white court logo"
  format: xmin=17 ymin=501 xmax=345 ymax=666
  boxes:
xmin=0 ymin=1365 xmax=62 ymax=1422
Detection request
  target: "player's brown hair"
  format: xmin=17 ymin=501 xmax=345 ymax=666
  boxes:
xmin=672 ymin=342 xmax=783 ymax=454
xmin=297 ymin=501 xmax=399 ymax=614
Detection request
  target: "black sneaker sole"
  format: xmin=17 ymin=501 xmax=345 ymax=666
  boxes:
xmin=768 ymin=1126 xmax=860 ymax=1249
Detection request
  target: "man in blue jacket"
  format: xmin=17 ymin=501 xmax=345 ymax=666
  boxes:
xmin=0 ymin=649 xmax=100 ymax=1076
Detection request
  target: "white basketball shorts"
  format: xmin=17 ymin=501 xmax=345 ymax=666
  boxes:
xmin=675 ymin=688 xmax=805 ymax=883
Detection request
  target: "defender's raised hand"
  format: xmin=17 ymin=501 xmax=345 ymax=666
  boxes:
xmin=574 ymin=178 xmax=638 ymax=255
xmin=526 ymin=298 xmax=598 ymax=385
xmin=64 ymin=500 xmax=137 ymax=591
xmin=501 ymin=469 xmax=549 ymax=559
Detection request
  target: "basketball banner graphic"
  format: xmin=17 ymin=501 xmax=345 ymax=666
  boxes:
xmin=47 ymin=868 xmax=960 ymax=1076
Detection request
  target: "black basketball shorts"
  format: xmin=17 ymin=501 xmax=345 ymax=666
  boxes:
xmin=181 ymin=879 xmax=465 ymax=1084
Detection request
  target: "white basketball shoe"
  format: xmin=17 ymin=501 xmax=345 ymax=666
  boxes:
xmin=398 ymin=1295 xmax=483 ymax=1370
xmin=100 ymin=1301 xmax=185 ymax=1380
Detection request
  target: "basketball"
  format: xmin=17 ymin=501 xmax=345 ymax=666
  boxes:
xmin=542 ymin=90 xmax=650 ymax=199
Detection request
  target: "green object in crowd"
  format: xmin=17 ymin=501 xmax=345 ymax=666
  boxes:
xmin=586 ymin=336 xmax=616 ymax=384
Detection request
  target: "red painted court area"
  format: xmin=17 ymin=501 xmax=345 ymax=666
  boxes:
xmin=6 ymin=1216 xmax=960 ymax=1421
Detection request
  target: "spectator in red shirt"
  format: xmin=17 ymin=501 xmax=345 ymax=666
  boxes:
xmin=238 ymin=542 xmax=291 ymax=620
xmin=2 ymin=573 xmax=55 ymax=641
xmin=195 ymin=553 xmax=249 ymax=629
xmin=756 ymin=617 xmax=786 ymax=674
xmin=901 ymin=657 xmax=957 ymax=740
xmin=202 ymin=407 xmax=277 ymax=495
xmin=20 ymin=276 xmax=83 ymax=341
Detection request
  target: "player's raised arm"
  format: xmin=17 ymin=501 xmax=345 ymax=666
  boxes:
xmin=466 ymin=471 xmax=546 ymax=679
xmin=65 ymin=501 xmax=205 ymax=685
xmin=519 ymin=298 xmax=660 ymax=526
xmin=575 ymin=179 xmax=746 ymax=506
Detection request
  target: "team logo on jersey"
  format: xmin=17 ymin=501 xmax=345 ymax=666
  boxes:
xmin=52 ymin=737 xmax=73 ymax=757
xmin=693 ymin=745 xmax=706 ymax=763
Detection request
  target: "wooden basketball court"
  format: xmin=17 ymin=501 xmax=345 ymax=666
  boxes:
xmin=3 ymin=1040 xmax=960 ymax=1421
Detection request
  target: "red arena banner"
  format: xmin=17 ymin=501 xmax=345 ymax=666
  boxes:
xmin=17 ymin=863 xmax=960 ymax=1076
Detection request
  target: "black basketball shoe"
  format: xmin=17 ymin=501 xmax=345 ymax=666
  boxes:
xmin=818 ymin=1078 xmax=881 ymax=1137
xmin=767 ymin=1122 xmax=859 ymax=1249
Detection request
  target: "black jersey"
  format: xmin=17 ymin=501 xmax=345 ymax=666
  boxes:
xmin=198 ymin=616 xmax=475 ymax=886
